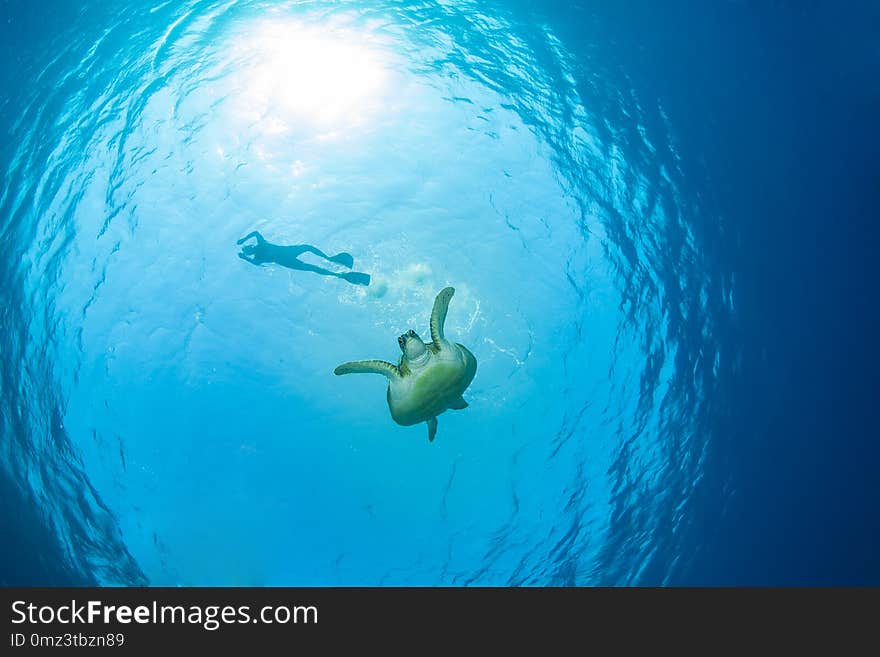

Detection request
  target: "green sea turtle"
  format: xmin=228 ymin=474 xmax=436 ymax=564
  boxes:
xmin=334 ymin=287 xmax=477 ymax=442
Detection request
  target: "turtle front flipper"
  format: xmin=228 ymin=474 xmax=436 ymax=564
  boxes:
xmin=430 ymin=287 xmax=455 ymax=344
xmin=427 ymin=417 xmax=438 ymax=442
xmin=334 ymin=360 xmax=401 ymax=379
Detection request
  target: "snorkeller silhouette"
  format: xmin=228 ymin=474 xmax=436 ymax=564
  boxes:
xmin=236 ymin=231 xmax=370 ymax=286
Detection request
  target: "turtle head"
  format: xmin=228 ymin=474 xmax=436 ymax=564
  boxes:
xmin=398 ymin=329 xmax=427 ymax=360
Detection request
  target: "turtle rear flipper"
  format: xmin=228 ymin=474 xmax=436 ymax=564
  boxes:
xmin=448 ymin=396 xmax=468 ymax=410
xmin=427 ymin=417 xmax=438 ymax=442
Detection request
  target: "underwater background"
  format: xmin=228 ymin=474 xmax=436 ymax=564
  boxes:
xmin=1 ymin=0 xmax=876 ymax=586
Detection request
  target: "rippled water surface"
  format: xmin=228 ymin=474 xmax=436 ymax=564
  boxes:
xmin=1 ymin=0 xmax=742 ymax=585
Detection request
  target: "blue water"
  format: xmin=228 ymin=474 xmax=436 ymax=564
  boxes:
xmin=1 ymin=0 xmax=876 ymax=586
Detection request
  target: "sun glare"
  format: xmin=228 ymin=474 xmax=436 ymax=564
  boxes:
xmin=230 ymin=20 xmax=390 ymax=136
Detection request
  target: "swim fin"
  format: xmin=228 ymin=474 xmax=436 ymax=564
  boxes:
xmin=341 ymin=271 xmax=371 ymax=286
xmin=330 ymin=252 xmax=354 ymax=268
